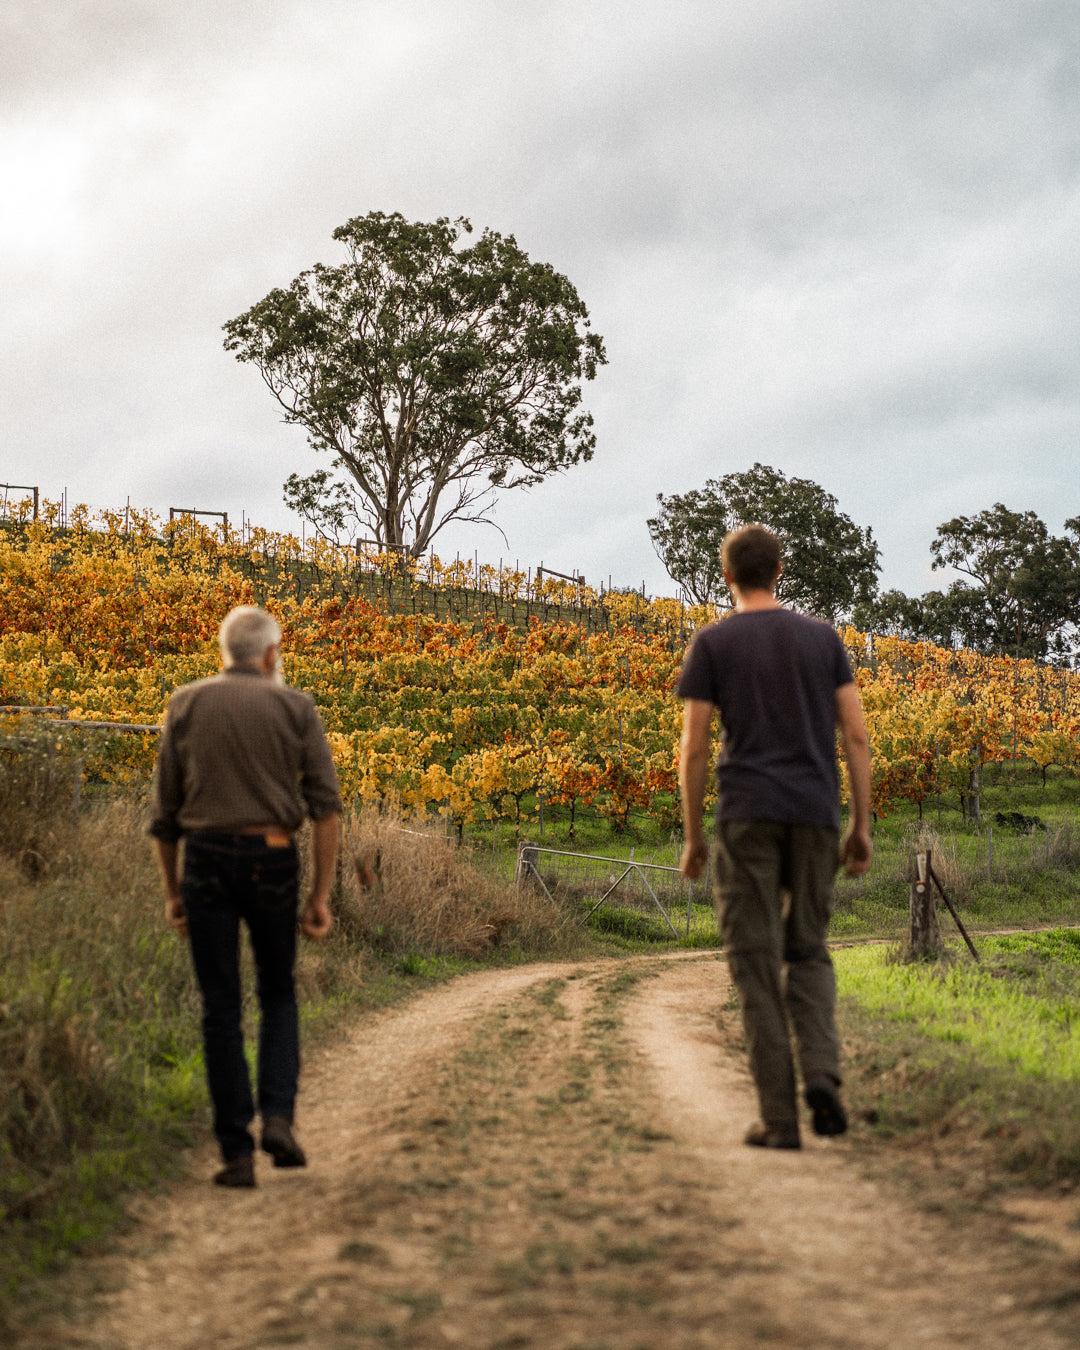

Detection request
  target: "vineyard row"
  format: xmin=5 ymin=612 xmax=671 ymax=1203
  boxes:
xmin=3 ymin=505 xmax=1079 ymax=830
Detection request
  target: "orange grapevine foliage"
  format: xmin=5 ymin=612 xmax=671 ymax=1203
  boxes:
xmin=2 ymin=502 xmax=1078 ymax=822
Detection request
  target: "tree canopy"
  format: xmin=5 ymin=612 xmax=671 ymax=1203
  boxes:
xmin=855 ymin=504 xmax=1080 ymax=661
xmin=223 ymin=212 xmax=606 ymax=554
xmin=647 ymin=463 xmax=880 ymax=622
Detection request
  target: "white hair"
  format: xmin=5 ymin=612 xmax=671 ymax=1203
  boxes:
xmin=218 ymin=606 xmax=281 ymax=668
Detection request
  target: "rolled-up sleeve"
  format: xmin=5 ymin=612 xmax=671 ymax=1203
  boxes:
xmin=300 ymin=703 xmax=342 ymax=821
xmin=147 ymin=706 xmax=184 ymax=841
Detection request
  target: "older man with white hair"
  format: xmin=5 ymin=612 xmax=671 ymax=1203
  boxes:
xmin=149 ymin=605 xmax=341 ymax=1187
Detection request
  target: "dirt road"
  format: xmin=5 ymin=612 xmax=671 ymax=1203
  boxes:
xmin=29 ymin=955 xmax=1080 ymax=1349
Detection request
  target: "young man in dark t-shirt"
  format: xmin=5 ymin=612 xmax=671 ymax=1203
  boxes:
xmin=677 ymin=525 xmax=872 ymax=1149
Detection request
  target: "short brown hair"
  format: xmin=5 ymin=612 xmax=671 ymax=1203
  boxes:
xmin=721 ymin=525 xmax=782 ymax=592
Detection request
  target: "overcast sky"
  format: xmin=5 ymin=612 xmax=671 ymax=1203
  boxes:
xmin=3 ymin=0 xmax=1078 ymax=598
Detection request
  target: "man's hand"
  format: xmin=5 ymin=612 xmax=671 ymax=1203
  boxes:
xmin=836 ymin=683 xmax=873 ymax=878
xmin=680 ymin=834 xmax=710 ymax=881
xmin=154 ymin=841 xmax=187 ymax=938
xmin=302 ymin=812 xmax=340 ymax=940
xmin=300 ymin=894 xmax=333 ymax=940
xmin=840 ymin=824 xmax=873 ymax=877
xmin=165 ymin=889 xmax=187 ymax=939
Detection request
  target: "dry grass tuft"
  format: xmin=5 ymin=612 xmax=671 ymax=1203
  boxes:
xmin=332 ymin=809 xmax=572 ymax=959
xmin=0 ymin=793 xmax=203 ymax=1334
xmin=0 ymin=733 xmax=82 ymax=877
xmin=895 ymin=824 xmax=969 ymax=900
xmin=892 ymin=818 xmax=1080 ymax=906
xmin=1045 ymin=820 xmax=1080 ymax=870
xmin=0 ymin=987 xmax=126 ymax=1202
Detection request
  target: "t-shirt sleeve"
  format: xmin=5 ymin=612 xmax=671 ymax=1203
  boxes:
xmin=674 ymin=628 xmax=718 ymax=703
xmin=833 ymin=632 xmax=855 ymax=688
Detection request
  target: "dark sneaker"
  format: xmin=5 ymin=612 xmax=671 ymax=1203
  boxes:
xmin=261 ymin=1116 xmax=307 ymax=1168
xmin=214 ymin=1154 xmax=255 ymax=1188
xmin=743 ymin=1122 xmax=801 ymax=1149
xmin=805 ymin=1077 xmax=848 ymax=1137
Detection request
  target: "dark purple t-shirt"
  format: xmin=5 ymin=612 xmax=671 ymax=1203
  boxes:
xmin=675 ymin=608 xmax=854 ymax=828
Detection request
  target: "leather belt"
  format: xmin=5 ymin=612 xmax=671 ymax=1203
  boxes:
xmin=227 ymin=825 xmax=294 ymax=847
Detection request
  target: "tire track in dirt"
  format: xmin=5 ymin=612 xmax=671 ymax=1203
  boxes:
xmin=625 ymin=957 xmax=1080 ymax=1349
xmin=25 ymin=962 xmax=574 ymax=1350
xmin=24 ymin=955 xmax=1080 ymax=1349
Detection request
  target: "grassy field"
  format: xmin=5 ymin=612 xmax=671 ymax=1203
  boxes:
xmin=838 ymin=932 xmax=1080 ymax=1083
xmin=508 ymin=763 xmax=1080 ymax=947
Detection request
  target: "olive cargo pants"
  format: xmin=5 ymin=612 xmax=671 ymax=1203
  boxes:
xmin=713 ymin=820 xmax=841 ymax=1131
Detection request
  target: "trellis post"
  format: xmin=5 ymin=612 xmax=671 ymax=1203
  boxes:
xmin=909 ymin=849 xmax=938 ymax=957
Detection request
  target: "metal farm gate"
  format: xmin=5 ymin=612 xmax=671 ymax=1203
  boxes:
xmin=514 ymin=841 xmax=712 ymax=938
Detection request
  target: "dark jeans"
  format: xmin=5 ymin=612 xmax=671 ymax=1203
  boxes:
xmin=182 ymin=833 xmax=300 ymax=1161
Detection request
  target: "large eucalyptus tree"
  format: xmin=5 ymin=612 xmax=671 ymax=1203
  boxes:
xmin=224 ymin=212 xmax=606 ymax=553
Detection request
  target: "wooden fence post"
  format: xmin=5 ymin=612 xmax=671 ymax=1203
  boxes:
xmin=909 ymin=848 xmax=938 ymax=957
xmin=71 ymin=757 xmax=83 ymax=825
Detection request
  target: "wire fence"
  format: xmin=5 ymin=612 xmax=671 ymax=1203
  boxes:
xmin=0 ymin=706 xmax=160 ymax=733
xmin=0 ymin=488 xmax=703 ymax=642
xmin=515 ymin=840 xmax=713 ymax=938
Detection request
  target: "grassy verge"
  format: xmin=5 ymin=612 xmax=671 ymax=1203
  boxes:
xmin=579 ymin=897 xmax=719 ymax=949
xmin=837 ymin=931 xmax=1080 ymax=1189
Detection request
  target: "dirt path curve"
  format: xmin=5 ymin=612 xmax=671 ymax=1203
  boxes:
xmin=31 ymin=955 xmax=1080 ymax=1350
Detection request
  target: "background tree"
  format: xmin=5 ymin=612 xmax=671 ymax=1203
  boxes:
xmin=853 ymin=586 xmax=992 ymax=651
xmin=648 ymin=463 xmax=880 ymax=622
xmin=852 ymin=588 xmax=928 ymax=641
xmin=855 ymin=505 xmax=1080 ymax=661
xmin=223 ymin=212 xmax=606 ymax=554
xmin=931 ymin=505 xmax=1080 ymax=659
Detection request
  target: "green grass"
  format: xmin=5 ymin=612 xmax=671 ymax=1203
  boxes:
xmin=836 ymin=935 xmax=1080 ymax=1081
xmin=987 ymin=926 xmax=1080 ymax=966
xmin=830 ymin=766 xmax=1080 ymax=939
xmin=475 ymin=760 xmax=1080 ymax=949
xmin=529 ymin=768 xmax=1080 ymax=950
xmin=579 ymin=898 xmax=719 ymax=950
xmin=832 ymin=846 xmax=1080 ymax=941
xmin=837 ymin=930 xmax=1080 ymax=1185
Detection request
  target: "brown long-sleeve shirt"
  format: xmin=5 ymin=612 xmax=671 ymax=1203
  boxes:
xmin=147 ymin=667 xmax=342 ymax=843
